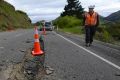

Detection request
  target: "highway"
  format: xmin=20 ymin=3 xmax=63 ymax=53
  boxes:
xmin=0 ymin=29 xmax=120 ymax=80
xmin=43 ymin=31 xmax=120 ymax=80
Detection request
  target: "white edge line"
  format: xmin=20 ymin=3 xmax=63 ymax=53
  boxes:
xmin=0 ymin=47 xmax=4 ymax=49
xmin=15 ymin=34 xmax=22 ymax=37
xmin=53 ymin=31 xmax=120 ymax=70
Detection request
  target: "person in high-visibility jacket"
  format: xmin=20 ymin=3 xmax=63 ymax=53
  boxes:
xmin=83 ymin=5 xmax=99 ymax=47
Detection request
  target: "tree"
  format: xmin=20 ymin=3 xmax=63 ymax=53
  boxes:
xmin=61 ymin=0 xmax=84 ymax=19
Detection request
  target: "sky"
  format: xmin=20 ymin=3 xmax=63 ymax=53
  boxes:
xmin=5 ymin=0 xmax=120 ymax=23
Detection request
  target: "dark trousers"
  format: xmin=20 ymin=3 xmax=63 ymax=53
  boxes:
xmin=85 ymin=26 xmax=96 ymax=44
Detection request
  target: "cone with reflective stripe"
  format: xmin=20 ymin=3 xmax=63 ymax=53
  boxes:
xmin=32 ymin=26 xmax=44 ymax=56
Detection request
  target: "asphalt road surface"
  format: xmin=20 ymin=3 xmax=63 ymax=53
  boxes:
xmin=43 ymin=31 xmax=120 ymax=80
xmin=0 ymin=29 xmax=34 ymax=79
xmin=0 ymin=29 xmax=120 ymax=80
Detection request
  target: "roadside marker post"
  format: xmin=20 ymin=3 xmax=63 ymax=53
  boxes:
xmin=42 ymin=22 xmax=46 ymax=35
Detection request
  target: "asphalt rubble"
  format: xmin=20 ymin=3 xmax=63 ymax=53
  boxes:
xmin=3 ymin=47 xmax=45 ymax=80
xmin=4 ymin=37 xmax=47 ymax=80
xmin=0 ymin=35 xmax=57 ymax=80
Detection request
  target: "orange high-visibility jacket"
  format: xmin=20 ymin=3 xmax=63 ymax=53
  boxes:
xmin=85 ymin=12 xmax=98 ymax=26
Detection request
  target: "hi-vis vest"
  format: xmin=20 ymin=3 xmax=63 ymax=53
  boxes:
xmin=85 ymin=12 xmax=97 ymax=26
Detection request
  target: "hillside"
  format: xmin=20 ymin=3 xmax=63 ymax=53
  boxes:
xmin=0 ymin=0 xmax=32 ymax=31
xmin=105 ymin=10 xmax=120 ymax=22
xmin=95 ymin=10 xmax=120 ymax=42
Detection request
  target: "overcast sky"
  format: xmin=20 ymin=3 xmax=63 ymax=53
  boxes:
xmin=5 ymin=0 xmax=120 ymax=23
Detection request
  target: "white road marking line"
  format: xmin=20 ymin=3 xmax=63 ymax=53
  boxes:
xmin=0 ymin=47 xmax=4 ymax=49
xmin=15 ymin=34 xmax=23 ymax=37
xmin=53 ymin=31 xmax=120 ymax=70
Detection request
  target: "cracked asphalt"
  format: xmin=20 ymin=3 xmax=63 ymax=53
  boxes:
xmin=0 ymin=29 xmax=120 ymax=80
xmin=0 ymin=29 xmax=34 ymax=80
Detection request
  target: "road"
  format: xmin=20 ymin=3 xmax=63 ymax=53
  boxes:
xmin=0 ymin=29 xmax=120 ymax=80
xmin=43 ymin=31 xmax=120 ymax=80
xmin=0 ymin=29 xmax=34 ymax=79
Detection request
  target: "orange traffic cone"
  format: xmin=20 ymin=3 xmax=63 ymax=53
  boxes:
xmin=42 ymin=26 xmax=46 ymax=35
xmin=32 ymin=26 xmax=44 ymax=56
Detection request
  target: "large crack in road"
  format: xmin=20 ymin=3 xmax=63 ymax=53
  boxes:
xmin=0 ymin=36 xmax=46 ymax=80
xmin=1 ymin=49 xmax=45 ymax=80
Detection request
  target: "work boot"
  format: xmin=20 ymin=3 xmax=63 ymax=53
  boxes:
xmin=89 ymin=42 xmax=92 ymax=47
xmin=85 ymin=43 xmax=89 ymax=47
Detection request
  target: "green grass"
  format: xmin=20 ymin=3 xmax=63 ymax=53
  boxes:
xmin=54 ymin=16 xmax=82 ymax=28
xmin=0 ymin=0 xmax=32 ymax=31
xmin=53 ymin=15 xmax=120 ymax=46
xmin=59 ymin=27 xmax=83 ymax=35
xmin=54 ymin=16 xmax=83 ymax=34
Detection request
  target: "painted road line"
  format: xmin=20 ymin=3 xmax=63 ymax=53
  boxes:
xmin=0 ymin=47 xmax=4 ymax=49
xmin=53 ymin=31 xmax=120 ymax=70
xmin=15 ymin=34 xmax=23 ymax=37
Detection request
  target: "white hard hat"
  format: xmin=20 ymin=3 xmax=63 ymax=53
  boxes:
xmin=88 ymin=5 xmax=95 ymax=9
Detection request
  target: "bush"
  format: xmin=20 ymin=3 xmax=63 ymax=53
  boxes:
xmin=106 ymin=24 xmax=120 ymax=40
xmin=95 ymin=27 xmax=113 ymax=42
xmin=102 ymin=30 xmax=113 ymax=42
xmin=54 ymin=16 xmax=82 ymax=28
xmin=0 ymin=24 xmax=7 ymax=31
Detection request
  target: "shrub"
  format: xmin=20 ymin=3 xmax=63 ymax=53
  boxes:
xmin=54 ymin=16 xmax=82 ymax=28
xmin=95 ymin=27 xmax=113 ymax=42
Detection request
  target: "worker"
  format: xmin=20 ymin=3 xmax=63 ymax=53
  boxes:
xmin=83 ymin=5 xmax=99 ymax=47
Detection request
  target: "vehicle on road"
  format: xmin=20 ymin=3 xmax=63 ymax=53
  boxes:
xmin=39 ymin=22 xmax=53 ymax=31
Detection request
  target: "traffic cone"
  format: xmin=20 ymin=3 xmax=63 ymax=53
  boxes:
xmin=42 ymin=26 xmax=46 ymax=35
xmin=32 ymin=26 xmax=44 ymax=56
